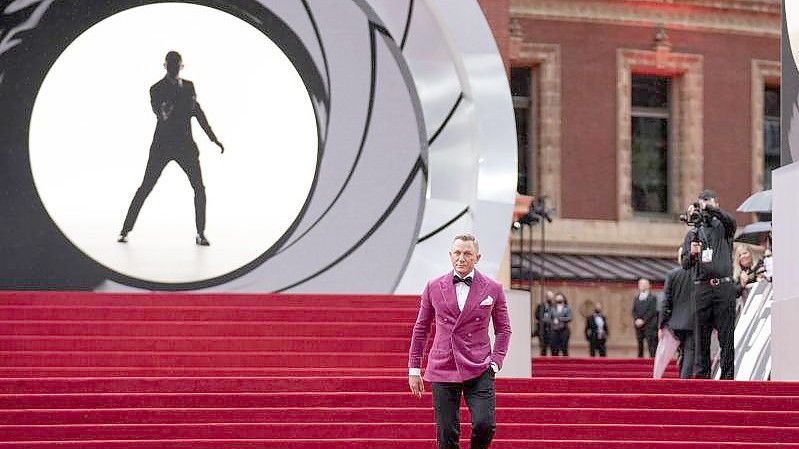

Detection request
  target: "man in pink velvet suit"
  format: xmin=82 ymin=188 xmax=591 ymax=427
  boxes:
xmin=408 ymin=233 xmax=512 ymax=449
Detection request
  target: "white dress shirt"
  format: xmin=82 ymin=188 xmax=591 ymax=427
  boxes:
xmin=454 ymin=269 xmax=474 ymax=311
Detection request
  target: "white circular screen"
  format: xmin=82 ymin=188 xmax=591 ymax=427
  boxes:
xmin=29 ymin=3 xmax=319 ymax=284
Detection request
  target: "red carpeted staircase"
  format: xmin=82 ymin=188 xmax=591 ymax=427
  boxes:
xmin=1 ymin=291 xmax=798 ymax=448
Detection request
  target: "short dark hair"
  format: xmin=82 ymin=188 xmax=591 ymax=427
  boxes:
xmin=165 ymin=51 xmax=182 ymax=64
xmin=698 ymin=189 xmax=718 ymax=201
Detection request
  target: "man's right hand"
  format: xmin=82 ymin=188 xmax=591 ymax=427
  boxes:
xmin=409 ymin=375 xmax=424 ymax=398
xmin=634 ymin=318 xmax=644 ymax=328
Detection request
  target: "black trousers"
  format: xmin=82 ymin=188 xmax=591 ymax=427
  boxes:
xmin=550 ymin=328 xmax=569 ymax=356
xmin=589 ymin=337 xmax=607 ymax=357
xmin=636 ymin=327 xmax=658 ymax=358
xmin=538 ymin=326 xmax=551 ymax=356
xmin=431 ymin=369 xmax=495 ymax=449
xmin=693 ymin=282 xmax=736 ymax=379
xmin=672 ymin=329 xmax=695 ymax=379
xmin=122 ymin=150 xmax=206 ymax=235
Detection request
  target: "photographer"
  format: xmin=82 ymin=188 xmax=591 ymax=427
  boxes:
xmin=680 ymin=190 xmax=737 ymax=379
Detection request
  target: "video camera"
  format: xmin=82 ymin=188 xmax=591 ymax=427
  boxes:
xmin=679 ymin=202 xmax=710 ymax=228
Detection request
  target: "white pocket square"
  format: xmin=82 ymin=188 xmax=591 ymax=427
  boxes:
xmin=479 ymin=296 xmax=494 ymax=306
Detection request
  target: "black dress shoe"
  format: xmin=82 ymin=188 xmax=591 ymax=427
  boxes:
xmin=117 ymin=234 xmax=128 ymax=243
xmin=195 ymin=234 xmax=210 ymax=246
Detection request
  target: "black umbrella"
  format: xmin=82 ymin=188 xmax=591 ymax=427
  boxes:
xmin=737 ymin=190 xmax=772 ymax=213
xmin=734 ymin=221 xmax=771 ymax=246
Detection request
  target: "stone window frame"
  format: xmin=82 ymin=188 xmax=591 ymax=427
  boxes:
xmin=751 ymin=59 xmax=780 ymax=192
xmin=509 ymin=42 xmax=562 ymax=215
xmin=617 ymin=48 xmax=703 ymax=221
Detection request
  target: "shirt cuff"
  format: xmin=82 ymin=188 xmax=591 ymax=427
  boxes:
xmin=408 ymin=368 xmax=421 ymax=376
xmin=490 ymin=362 xmax=499 ymax=373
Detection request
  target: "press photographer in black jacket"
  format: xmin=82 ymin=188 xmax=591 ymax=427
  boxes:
xmin=680 ymin=189 xmax=737 ymax=379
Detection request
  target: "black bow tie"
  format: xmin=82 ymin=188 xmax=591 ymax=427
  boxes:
xmin=453 ymin=275 xmax=472 ymax=286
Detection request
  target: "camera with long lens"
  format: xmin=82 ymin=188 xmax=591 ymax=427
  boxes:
xmin=679 ymin=202 xmax=709 ymax=228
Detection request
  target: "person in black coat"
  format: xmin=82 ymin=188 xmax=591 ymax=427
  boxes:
xmin=660 ymin=248 xmax=695 ymax=378
xmin=632 ymin=278 xmax=658 ymax=358
xmin=585 ymin=302 xmax=609 ymax=357
xmin=534 ymin=291 xmax=554 ymax=356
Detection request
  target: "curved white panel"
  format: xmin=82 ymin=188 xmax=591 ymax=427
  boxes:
xmin=387 ymin=0 xmax=517 ymax=292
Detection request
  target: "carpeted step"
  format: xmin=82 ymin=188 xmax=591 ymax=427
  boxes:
xmin=534 ymin=357 xmax=672 ymax=364
xmin=0 ymin=306 xmax=419 ymax=323
xmin=0 ymin=367 xmax=410 ymax=377
xmin=0 ymin=336 xmax=409 ymax=353
xmin=0 ymin=351 xmax=408 ymax=368
xmin=1 ymin=439 xmax=798 ymax=449
xmin=3 ymin=377 xmax=798 ymax=396
xmin=2 ymin=392 xmax=797 ymax=410
xmin=532 ymin=369 xmax=678 ymax=378
xmin=3 ymin=422 xmax=799 ymax=443
xmin=0 ymin=292 xmax=420 ymax=308
xmin=0 ymin=321 xmax=412 ymax=337
xmin=2 ymin=407 xmax=797 ymax=427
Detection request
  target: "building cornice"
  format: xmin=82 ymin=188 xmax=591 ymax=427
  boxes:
xmin=511 ymin=0 xmax=779 ymax=38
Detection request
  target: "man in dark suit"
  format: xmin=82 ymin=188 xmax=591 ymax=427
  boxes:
xmin=660 ymin=247 xmax=695 ymax=378
xmin=632 ymin=278 xmax=658 ymax=358
xmin=408 ymin=233 xmax=512 ymax=449
xmin=533 ymin=291 xmax=554 ymax=355
xmin=585 ymin=302 xmax=609 ymax=357
xmin=118 ymin=51 xmax=224 ymax=246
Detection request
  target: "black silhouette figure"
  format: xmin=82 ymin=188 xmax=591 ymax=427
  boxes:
xmin=118 ymin=51 xmax=224 ymax=246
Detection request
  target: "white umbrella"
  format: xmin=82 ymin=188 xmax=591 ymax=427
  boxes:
xmin=653 ymin=328 xmax=680 ymax=379
xmin=737 ymin=190 xmax=772 ymax=213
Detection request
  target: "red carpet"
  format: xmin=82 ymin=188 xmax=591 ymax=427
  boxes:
xmin=0 ymin=291 xmax=798 ymax=448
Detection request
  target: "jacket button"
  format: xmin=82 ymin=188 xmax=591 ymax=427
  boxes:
xmin=476 ymin=317 xmax=480 ymax=321
xmin=467 ymin=333 xmax=472 ymax=337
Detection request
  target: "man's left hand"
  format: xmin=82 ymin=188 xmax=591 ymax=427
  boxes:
xmin=409 ymin=375 xmax=424 ymax=398
xmin=214 ymin=140 xmax=225 ymax=154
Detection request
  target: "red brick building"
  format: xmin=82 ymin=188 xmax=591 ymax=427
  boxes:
xmin=479 ymin=0 xmax=780 ymax=356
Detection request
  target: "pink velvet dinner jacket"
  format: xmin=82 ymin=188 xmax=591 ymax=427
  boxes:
xmin=408 ymin=270 xmax=512 ymax=383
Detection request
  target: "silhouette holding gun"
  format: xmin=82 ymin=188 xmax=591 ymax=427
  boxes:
xmin=118 ymin=51 xmax=224 ymax=246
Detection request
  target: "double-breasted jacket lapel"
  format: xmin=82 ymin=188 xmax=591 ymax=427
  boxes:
xmin=438 ymin=275 xmax=461 ymax=317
